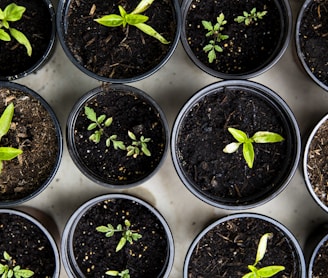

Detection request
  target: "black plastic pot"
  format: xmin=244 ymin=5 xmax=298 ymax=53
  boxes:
xmin=0 ymin=0 xmax=56 ymax=81
xmin=56 ymin=0 xmax=181 ymax=83
xmin=0 ymin=208 xmax=60 ymax=277
xmin=66 ymin=84 xmax=169 ymax=188
xmin=171 ymin=80 xmax=301 ymax=209
xmin=180 ymin=0 xmax=292 ymax=79
xmin=184 ymin=213 xmax=306 ymax=277
xmin=295 ymin=0 xmax=328 ymax=92
xmin=303 ymin=113 xmax=328 ymax=213
xmin=61 ymin=193 xmax=175 ymax=278
xmin=0 ymin=82 xmax=63 ymax=207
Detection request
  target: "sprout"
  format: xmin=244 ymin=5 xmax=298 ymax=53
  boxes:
xmin=106 ymin=269 xmax=130 ymax=278
xmin=0 ymin=251 xmax=34 ymax=278
xmin=126 ymin=131 xmax=151 ymax=158
xmin=234 ymin=8 xmax=268 ymax=26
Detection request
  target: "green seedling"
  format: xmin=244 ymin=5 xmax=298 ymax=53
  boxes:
xmin=0 ymin=103 xmax=23 ymax=174
xmin=106 ymin=269 xmax=130 ymax=278
xmin=0 ymin=251 xmax=34 ymax=278
xmin=0 ymin=3 xmax=32 ymax=56
xmin=223 ymin=127 xmax=284 ymax=168
xmin=85 ymin=106 xmax=126 ymax=150
xmin=126 ymin=130 xmax=151 ymax=158
xmin=242 ymin=233 xmax=285 ymax=278
xmin=96 ymin=219 xmax=142 ymax=252
xmin=234 ymin=8 xmax=268 ymax=26
xmin=202 ymin=13 xmax=229 ymax=63
xmin=94 ymin=0 xmax=169 ymax=44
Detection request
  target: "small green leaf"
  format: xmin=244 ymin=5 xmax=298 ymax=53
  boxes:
xmin=255 ymin=233 xmax=272 ymax=265
xmin=116 ymin=237 xmax=127 ymax=252
xmin=243 ymin=141 xmax=254 ymax=168
xmin=118 ymin=5 xmax=127 ymax=18
xmin=3 ymin=3 xmax=25 ymax=22
xmin=106 ymin=270 xmax=119 ymax=276
xmin=128 ymin=131 xmax=136 ymax=140
xmin=201 ymin=20 xmax=213 ymax=31
xmin=214 ymin=45 xmax=223 ymax=52
xmin=208 ymin=49 xmax=216 ymax=63
xmin=126 ymin=14 xmax=149 ymax=25
xmin=87 ymin=123 xmax=97 ymax=130
xmin=131 ymin=0 xmax=155 ymax=14
xmin=9 ymin=28 xmax=32 ymax=56
xmin=113 ymin=140 xmax=126 ymax=150
xmin=223 ymin=142 xmax=241 ymax=153
xmin=252 ymin=131 xmax=284 ymax=144
xmin=242 ymin=272 xmax=255 ymax=278
xmin=227 ymin=127 xmax=248 ymax=143
xmin=203 ymin=44 xmax=213 ymax=52
xmin=105 ymin=117 xmax=113 ymax=127
xmin=141 ymin=143 xmax=151 ymax=156
xmin=106 ymin=138 xmax=111 ymax=147
xmin=0 ymin=103 xmax=14 ymax=140
xmin=94 ymin=14 xmax=124 ymax=27
xmin=257 ymin=265 xmax=285 ymax=277
xmin=134 ymin=22 xmax=170 ymax=44
xmin=84 ymin=106 xmax=97 ymax=122
xmin=0 ymin=147 xmax=22 ymax=161
xmin=97 ymin=114 xmax=106 ymax=124
xmin=13 ymin=268 xmax=34 ymax=278
xmin=0 ymin=29 xmax=11 ymax=41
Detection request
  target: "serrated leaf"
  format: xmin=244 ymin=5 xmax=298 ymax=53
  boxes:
xmin=13 ymin=268 xmax=34 ymax=278
xmin=201 ymin=20 xmax=213 ymax=31
xmin=84 ymin=107 xmax=97 ymax=122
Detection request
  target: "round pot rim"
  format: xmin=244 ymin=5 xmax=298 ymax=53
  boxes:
xmin=183 ymin=212 xmax=306 ymax=278
xmin=61 ymin=193 xmax=175 ymax=278
xmin=56 ymin=0 xmax=181 ymax=83
xmin=0 ymin=81 xmax=63 ymax=207
xmin=295 ymin=0 xmax=328 ymax=92
xmin=171 ymin=79 xmax=301 ymax=210
xmin=303 ymin=113 xmax=328 ymax=213
xmin=308 ymin=231 xmax=328 ymax=276
xmin=0 ymin=0 xmax=56 ymax=81
xmin=0 ymin=208 xmax=61 ymax=278
xmin=180 ymin=0 xmax=292 ymax=79
xmin=66 ymin=84 xmax=169 ymax=188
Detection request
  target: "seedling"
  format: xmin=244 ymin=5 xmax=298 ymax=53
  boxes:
xmin=96 ymin=219 xmax=142 ymax=252
xmin=202 ymin=13 xmax=229 ymax=63
xmin=242 ymin=233 xmax=285 ymax=278
xmin=85 ymin=106 xmax=125 ymax=150
xmin=126 ymin=131 xmax=151 ymax=158
xmin=223 ymin=127 xmax=284 ymax=168
xmin=94 ymin=0 xmax=169 ymax=44
xmin=0 ymin=3 xmax=32 ymax=56
xmin=106 ymin=269 xmax=130 ymax=278
xmin=0 ymin=251 xmax=34 ymax=278
xmin=234 ymin=8 xmax=268 ymax=26
xmin=0 ymin=103 xmax=23 ymax=174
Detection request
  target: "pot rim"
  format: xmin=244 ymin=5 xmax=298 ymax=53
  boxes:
xmin=295 ymin=0 xmax=328 ymax=92
xmin=66 ymin=84 xmax=169 ymax=188
xmin=56 ymin=0 xmax=181 ymax=83
xmin=183 ymin=212 xmax=306 ymax=278
xmin=0 ymin=81 xmax=63 ymax=207
xmin=180 ymin=0 xmax=292 ymax=79
xmin=171 ymin=79 xmax=301 ymax=210
xmin=0 ymin=0 xmax=56 ymax=81
xmin=61 ymin=193 xmax=175 ymax=278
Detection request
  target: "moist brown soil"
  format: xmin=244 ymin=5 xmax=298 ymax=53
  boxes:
xmin=73 ymin=198 xmax=169 ymax=277
xmin=0 ymin=212 xmax=57 ymax=276
xmin=0 ymin=0 xmax=53 ymax=79
xmin=185 ymin=0 xmax=282 ymax=75
xmin=298 ymin=0 xmax=328 ymax=88
xmin=176 ymin=87 xmax=289 ymax=206
xmin=65 ymin=0 xmax=177 ymax=80
xmin=187 ymin=217 xmax=302 ymax=277
xmin=307 ymin=118 xmax=328 ymax=207
xmin=73 ymin=87 xmax=166 ymax=185
xmin=0 ymin=87 xmax=59 ymax=202
xmin=312 ymin=237 xmax=328 ymax=277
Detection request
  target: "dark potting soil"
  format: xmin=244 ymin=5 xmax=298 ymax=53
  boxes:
xmin=298 ymin=0 xmax=328 ymax=87
xmin=0 ymin=0 xmax=53 ymax=78
xmin=176 ymin=88 xmax=289 ymax=205
xmin=65 ymin=0 xmax=177 ymax=79
xmin=312 ymin=237 xmax=328 ymax=277
xmin=0 ymin=213 xmax=57 ymax=277
xmin=187 ymin=217 xmax=301 ymax=277
xmin=185 ymin=0 xmax=282 ymax=74
xmin=307 ymin=118 xmax=328 ymax=207
xmin=73 ymin=87 xmax=166 ymax=185
xmin=0 ymin=88 xmax=59 ymax=202
xmin=73 ymin=198 xmax=169 ymax=277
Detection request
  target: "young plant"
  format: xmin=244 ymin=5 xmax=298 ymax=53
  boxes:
xmin=0 ymin=103 xmax=23 ymax=174
xmin=96 ymin=219 xmax=142 ymax=252
xmin=202 ymin=13 xmax=229 ymax=63
xmin=0 ymin=251 xmax=34 ymax=278
xmin=234 ymin=8 xmax=268 ymax=26
xmin=85 ymin=106 xmax=126 ymax=150
xmin=126 ymin=130 xmax=151 ymax=158
xmin=223 ymin=127 xmax=284 ymax=168
xmin=0 ymin=3 xmax=32 ymax=56
xmin=106 ymin=269 xmax=130 ymax=278
xmin=242 ymin=233 xmax=285 ymax=278
xmin=94 ymin=0 xmax=169 ymax=44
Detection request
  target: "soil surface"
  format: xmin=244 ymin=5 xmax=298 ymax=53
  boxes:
xmin=307 ymin=118 xmax=328 ymax=207
xmin=73 ymin=87 xmax=166 ymax=185
xmin=65 ymin=0 xmax=177 ymax=80
xmin=0 ymin=0 xmax=53 ymax=79
xmin=0 ymin=87 xmax=59 ymax=202
xmin=176 ymin=87 xmax=290 ymax=206
xmin=298 ymin=0 xmax=328 ymax=88
xmin=73 ymin=198 xmax=169 ymax=277
xmin=184 ymin=0 xmax=283 ymax=75
xmin=0 ymin=212 xmax=57 ymax=277
xmin=312 ymin=237 xmax=328 ymax=277
xmin=187 ymin=217 xmax=302 ymax=277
